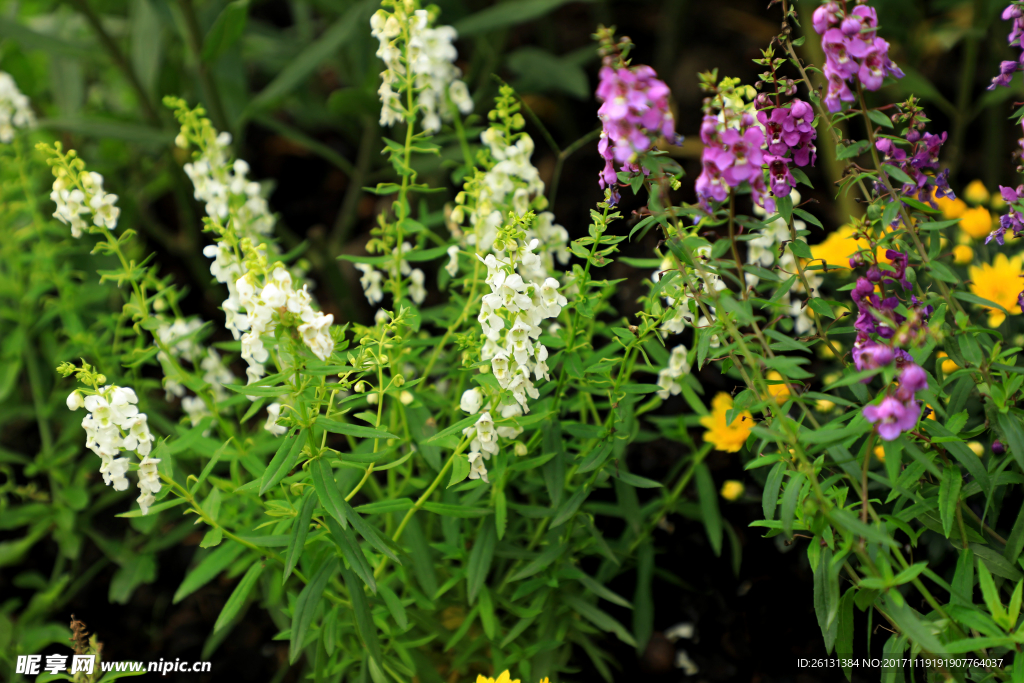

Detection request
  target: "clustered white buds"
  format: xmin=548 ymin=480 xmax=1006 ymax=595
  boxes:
xmin=354 ymin=242 xmax=428 ymax=306
xmin=747 ymin=194 xmax=819 ymax=335
xmin=656 ymin=345 xmax=691 ymax=400
xmin=236 ymin=266 xmax=334 ymax=386
xmin=176 ymin=116 xmax=336 ymax=433
xmin=50 ymin=170 xmax=121 ymax=238
xmin=371 ymin=7 xmax=473 ymax=133
xmin=454 ymin=238 xmax=568 ymax=482
xmin=67 ymin=386 xmax=161 ymax=515
xmin=0 ymin=71 xmax=34 ymax=144
xmin=652 ymin=246 xmax=724 ymax=347
xmin=450 ymin=121 xmax=569 ymax=278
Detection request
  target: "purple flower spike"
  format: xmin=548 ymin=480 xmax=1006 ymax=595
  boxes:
xmin=596 ymin=63 xmax=678 ymax=205
xmin=863 ymin=397 xmax=920 ymax=441
xmin=853 ymin=340 xmax=895 ymax=373
xmin=991 ymin=7 xmax=1024 ymax=89
xmin=813 ymin=2 xmax=904 ymax=112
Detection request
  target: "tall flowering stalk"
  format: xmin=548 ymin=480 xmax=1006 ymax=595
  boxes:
xmin=990 ymin=2 xmax=1024 ymax=89
xmin=593 ymin=26 xmax=680 ymax=205
xmin=812 ymin=1 xmax=904 ymax=112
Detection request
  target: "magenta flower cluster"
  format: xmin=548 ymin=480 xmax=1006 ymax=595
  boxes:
xmin=596 ymin=64 xmax=678 ymax=205
xmin=990 ymin=4 xmax=1024 ymax=89
xmin=987 ymin=185 xmax=1024 ymax=245
xmin=848 ymin=251 xmax=932 ymax=441
xmin=812 ymin=2 xmax=904 ymax=112
xmin=862 ymin=364 xmax=927 ymax=441
xmin=756 ymin=96 xmax=817 ymax=199
xmin=695 ymin=112 xmax=773 ymax=214
xmin=875 ymin=128 xmax=953 ymax=212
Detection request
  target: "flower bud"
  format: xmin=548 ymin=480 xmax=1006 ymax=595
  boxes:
xmin=67 ymin=391 xmax=84 ymax=411
xmin=399 ymin=391 xmax=414 ymax=405
xmin=514 ymin=442 xmax=528 ymax=456
xmin=992 ymin=440 xmax=1007 ymax=455
xmin=355 ymin=381 xmax=369 ymax=393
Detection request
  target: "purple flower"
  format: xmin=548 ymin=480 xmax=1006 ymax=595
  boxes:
xmin=991 ymin=6 xmax=1024 ymax=89
xmin=993 ymin=440 xmax=1007 ymax=455
xmin=895 ymin=364 xmax=928 ymax=402
xmin=814 ymin=2 xmax=904 ymax=112
xmin=1001 ymin=184 xmax=1020 ymax=203
xmin=697 ymin=110 xmax=772 ymax=213
xmin=853 ymin=339 xmax=895 ymax=372
xmin=863 ymin=397 xmax=920 ymax=441
xmin=596 ymin=63 xmax=678 ymax=204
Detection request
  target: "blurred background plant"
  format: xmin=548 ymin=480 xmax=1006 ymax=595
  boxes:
xmin=3 ymin=0 xmax=1024 ymax=682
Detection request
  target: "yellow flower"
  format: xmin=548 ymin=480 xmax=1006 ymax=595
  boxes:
xmin=811 ymin=225 xmax=869 ymax=270
xmin=968 ymin=253 xmax=1024 ymax=327
xmin=721 ymin=480 xmax=745 ymax=500
xmin=992 ymin=193 xmax=1007 ymax=210
xmin=937 ymin=352 xmax=959 ymax=375
xmin=475 ymin=672 xmax=520 ymax=683
xmin=700 ymin=393 xmax=754 ymax=452
xmin=874 ymin=445 xmax=885 ymax=461
xmin=765 ymin=371 xmax=790 ymax=400
xmin=935 ymin=195 xmax=967 ymax=219
xmin=952 ymin=244 xmax=973 ymax=265
xmin=959 ymin=206 xmax=993 ymax=240
xmin=816 ymin=398 xmax=836 ymax=413
xmin=968 ymin=442 xmax=985 ymax=457
xmin=964 ymin=179 xmax=991 ymax=205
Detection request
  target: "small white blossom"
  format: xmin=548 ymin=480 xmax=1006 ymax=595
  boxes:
xmin=460 ymin=388 xmax=482 ymax=414
xmin=265 ymin=402 xmax=288 ymax=436
xmin=0 ymin=71 xmax=35 ymax=143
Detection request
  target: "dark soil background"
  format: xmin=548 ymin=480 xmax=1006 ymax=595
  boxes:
xmin=7 ymin=0 xmax=1022 ymax=681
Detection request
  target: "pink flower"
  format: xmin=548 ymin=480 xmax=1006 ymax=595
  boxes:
xmin=863 ymin=397 xmax=920 ymax=441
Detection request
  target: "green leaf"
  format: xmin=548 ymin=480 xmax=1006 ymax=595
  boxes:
xmin=324 ymin=516 xmax=376 ymax=592
xmin=954 ymin=291 xmax=1011 ymax=316
xmin=633 ymin=542 xmax=653 ymax=654
xmin=951 ymin=548 xmax=975 ymax=606
xmin=422 ymin=502 xmax=492 ymax=518
xmin=998 ymin=411 xmax=1024 ymax=473
xmin=173 ymin=543 xmax=246 ymax=604
xmin=283 ymin=491 xmax=316 ymax=584
xmin=971 ymin=542 xmax=1024 ymax=581
xmin=938 ymin=462 xmax=962 ymax=539
xmin=289 ymin=556 xmax=338 ymax=664
xmin=763 ymin=461 xmax=786 ymax=521
xmin=467 ymin=522 xmax=496 ymax=605
xmin=377 ymin=583 xmax=409 ymax=630
xmin=781 ymin=472 xmax=806 ymax=537
xmin=613 ymin=470 xmax=663 ymax=488
xmin=550 ymin=485 xmax=591 ymax=528
xmin=260 ymin=433 xmax=303 ymax=495
xmin=248 ymin=0 xmax=376 ymax=111
xmin=883 ymin=593 xmax=945 ymax=655
xmin=695 ymin=464 xmax=723 ymax=556
xmin=882 ymin=164 xmax=915 ymax=186
xmin=425 ymin=415 xmax=478 ymax=445
xmin=836 ymin=589 xmax=855 ymax=670
xmin=813 ymin=547 xmax=839 ymax=652
xmin=495 ymin=489 xmax=507 ymax=540
xmin=310 ymin=458 xmax=349 ymax=529
xmin=507 ymin=542 xmax=565 ymax=582
xmin=130 ymin=0 xmax=163 ymax=95
xmin=976 ymin=560 xmax=1007 ymax=624
xmin=867 ymin=109 xmax=895 ymax=129
xmin=353 ymin=499 xmax=414 ymax=514
xmin=109 ymin=554 xmax=157 ymax=605
xmin=317 ymin=418 xmax=399 ymax=440
xmin=454 ymin=0 xmax=594 ymax=35
xmin=506 ymin=47 xmax=590 ymax=99
xmin=201 ymin=0 xmax=249 ymax=63
xmin=561 ymin=594 xmax=637 ymax=648
xmin=115 ymin=498 xmax=187 ymax=518
xmin=214 ymin=561 xmax=264 ymax=632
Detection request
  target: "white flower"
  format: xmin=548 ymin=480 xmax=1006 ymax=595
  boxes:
xmin=400 ymin=391 xmax=414 ymax=405
xmin=460 ymin=388 xmax=482 ymax=414
xmin=445 ymin=245 xmax=460 ymax=277
xmin=265 ymin=402 xmax=288 ymax=436
xmin=468 ymin=452 xmax=489 ymax=482
xmin=136 ymin=456 xmax=162 ymax=516
xmin=0 ymin=72 xmax=35 ymax=144
xmin=67 ymin=391 xmax=84 ymax=411
xmin=298 ymin=312 xmax=335 ymax=361
xmin=355 ymin=263 xmax=385 ymax=305
xmin=100 ymin=457 xmax=131 ymax=491
xmin=409 ymin=268 xmax=427 ymax=304
xmin=122 ymin=414 xmax=153 ymax=456
xmin=474 ymin=411 xmax=496 ymax=444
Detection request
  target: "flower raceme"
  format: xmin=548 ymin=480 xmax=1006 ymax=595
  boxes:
xmin=990 ymin=3 xmax=1024 ymax=89
xmin=812 ymin=2 xmax=904 ymax=112
xmin=371 ymin=2 xmax=472 ymax=133
xmin=67 ymin=384 xmax=160 ymax=515
xmin=595 ymin=61 xmax=679 ymax=205
xmin=0 ymin=71 xmax=35 ymax=144
xmin=755 ymin=95 xmax=817 ymax=199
